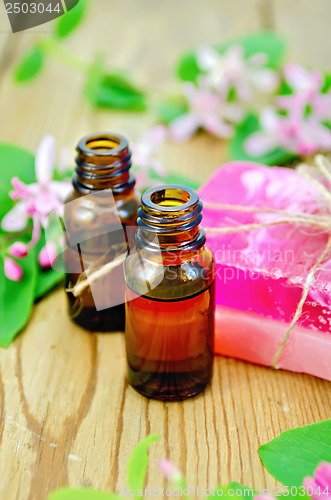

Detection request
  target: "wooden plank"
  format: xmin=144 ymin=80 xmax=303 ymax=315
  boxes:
xmin=0 ymin=290 xmax=330 ymax=500
xmin=273 ymin=0 xmax=331 ymax=70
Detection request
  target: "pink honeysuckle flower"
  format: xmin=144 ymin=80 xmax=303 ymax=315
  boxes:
xmin=245 ymin=107 xmax=280 ymax=155
xmin=132 ymin=125 xmax=167 ymax=177
xmin=304 ymin=462 xmax=331 ymax=500
xmin=4 ymin=257 xmax=23 ymax=282
xmin=245 ymin=64 xmax=331 ymax=157
xmin=310 ymin=91 xmax=331 ymax=123
xmin=157 ymin=458 xmax=183 ymax=483
xmin=57 ymin=147 xmax=72 ymax=175
xmin=38 ymin=242 xmax=58 ymax=268
xmin=196 ymin=44 xmax=279 ymax=99
xmin=279 ymin=64 xmax=331 ymax=121
xmin=134 ymin=171 xmax=164 ymax=190
xmin=254 ymin=497 xmax=276 ymax=500
xmin=8 ymin=241 xmax=29 ymax=258
xmin=131 ymin=125 xmax=167 ymax=189
xmin=280 ymin=64 xmax=331 ymax=124
xmin=169 ymin=82 xmax=243 ymax=142
xmin=1 ymin=135 xmax=72 ymax=246
xmin=245 ymin=103 xmax=331 ymax=157
xmin=284 ymin=63 xmax=323 ymax=94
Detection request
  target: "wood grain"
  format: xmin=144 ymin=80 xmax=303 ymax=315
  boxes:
xmin=0 ymin=1 xmax=330 ymax=499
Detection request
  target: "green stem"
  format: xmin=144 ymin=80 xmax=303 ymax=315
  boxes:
xmin=38 ymin=37 xmax=89 ymax=73
xmin=0 ymin=224 xmax=33 ymax=248
xmin=38 ymin=37 xmax=166 ymax=106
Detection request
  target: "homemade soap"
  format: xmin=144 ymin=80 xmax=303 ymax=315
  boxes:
xmin=199 ymin=161 xmax=331 ymax=380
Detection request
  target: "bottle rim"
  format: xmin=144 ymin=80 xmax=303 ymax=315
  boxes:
xmin=141 ymin=184 xmax=200 ymax=214
xmin=77 ymin=132 xmax=129 ymax=158
xmin=73 ymin=132 xmax=134 ymax=193
xmin=136 ymin=184 xmax=205 ymax=250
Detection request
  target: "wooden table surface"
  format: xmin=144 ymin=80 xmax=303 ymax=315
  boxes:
xmin=0 ymin=1 xmax=331 ymax=499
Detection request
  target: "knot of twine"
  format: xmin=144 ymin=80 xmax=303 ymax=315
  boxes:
xmin=203 ymin=154 xmax=331 ymax=369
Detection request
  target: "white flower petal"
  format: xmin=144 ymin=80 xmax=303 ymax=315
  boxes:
xmin=284 ymin=63 xmax=312 ymax=92
xmin=151 ymin=159 xmax=167 ymax=176
xmin=260 ymin=107 xmax=279 ymax=132
xmin=226 ymin=44 xmax=244 ymax=65
xmin=35 ymin=135 xmax=56 ymax=185
xmin=247 ymin=52 xmax=268 ymax=67
xmin=196 ymin=46 xmax=219 ymax=71
xmin=138 ymin=125 xmax=167 ymax=155
xmin=222 ymin=103 xmax=245 ymax=123
xmin=169 ymin=113 xmax=199 ymax=142
xmin=57 ymin=147 xmax=72 ymax=174
xmin=30 ymin=214 xmax=42 ymax=246
xmin=249 ymin=69 xmax=279 ymax=93
xmin=1 ymin=202 xmax=29 ymax=232
xmin=49 ymin=180 xmax=72 ymax=202
xmin=245 ymin=132 xmax=276 ymax=156
xmin=181 ymin=82 xmax=199 ymax=107
xmin=306 ymin=121 xmax=331 ymax=149
xmin=235 ymin=81 xmax=252 ymax=101
xmin=203 ymin=115 xmax=234 ymax=138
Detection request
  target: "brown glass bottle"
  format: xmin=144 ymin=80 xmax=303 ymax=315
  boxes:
xmin=63 ymin=133 xmax=140 ymax=332
xmin=124 ymin=185 xmax=215 ymax=401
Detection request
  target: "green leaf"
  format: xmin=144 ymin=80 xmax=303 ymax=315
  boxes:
xmin=212 ymin=483 xmax=256 ymax=498
xmin=322 ymin=72 xmax=331 ymax=92
xmin=0 ymin=144 xmax=35 ymax=219
xmin=139 ymin=169 xmax=201 ymax=193
xmin=162 ymin=171 xmax=200 ymax=190
xmin=259 ymin=420 xmax=331 ymax=488
xmin=273 ymin=491 xmax=310 ymax=500
xmin=127 ymin=434 xmax=160 ymax=493
xmin=49 ymin=488 xmax=120 ymax=500
xmin=55 ymin=0 xmax=87 ymax=38
xmin=86 ymin=66 xmax=147 ymax=111
xmin=227 ymin=482 xmax=256 ymax=496
xmin=13 ymin=46 xmax=44 ymax=82
xmin=177 ymin=54 xmax=200 ymax=84
xmin=0 ymin=245 xmax=37 ymax=347
xmin=35 ymin=268 xmax=63 ymax=299
xmin=229 ymin=114 xmax=296 ymax=166
xmin=157 ymin=99 xmax=187 ymax=125
xmin=177 ymin=32 xmax=286 ymax=83
xmin=52 ymin=168 xmax=73 ymax=182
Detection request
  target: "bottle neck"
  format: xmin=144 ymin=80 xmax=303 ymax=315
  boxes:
xmin=73 ymin=133 xmax=135 ymax=194
xmin=135 ymin=185 xmax=206 ymax=253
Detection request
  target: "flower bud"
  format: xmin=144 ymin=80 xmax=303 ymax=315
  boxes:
xmin=8 ymin=241 xmax=29 ymax=259
xmin=38 ymin=242 xmax=57 ymax=268
xmin=4 ymin=257 xmax=23 ymax=282
xmin=157 ymin=458 xmax=183 ymax=483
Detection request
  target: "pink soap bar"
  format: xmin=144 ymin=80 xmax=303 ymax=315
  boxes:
xmin=199 ymin=162 xmax=331 ymax=380
xmin=215 ymin=305 xmax=331 ymax=380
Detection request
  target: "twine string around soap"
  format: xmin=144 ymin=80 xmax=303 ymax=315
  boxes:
xmin=203 ymin=154 xmax=331 ymax=368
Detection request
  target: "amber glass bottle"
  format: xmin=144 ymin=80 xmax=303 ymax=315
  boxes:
xmin=124 ymin=185 xmax=215 ymax=401
xmin=63 ymin=133 xmax=140 ymax=331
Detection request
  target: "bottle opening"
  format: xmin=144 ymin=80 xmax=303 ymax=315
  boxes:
xmin=137 ymin=185 xmax=204 ymax=249
xmin=74 ymin=132 xmax=133 ymax=193
xmin=85 ymin=135 xmax=121 ymax=152
xmin=150 ymin=188 xmax=191 ymax=208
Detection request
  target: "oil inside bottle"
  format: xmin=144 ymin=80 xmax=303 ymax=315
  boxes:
xmin=125 ymin=282 xmax=215 ymax=401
